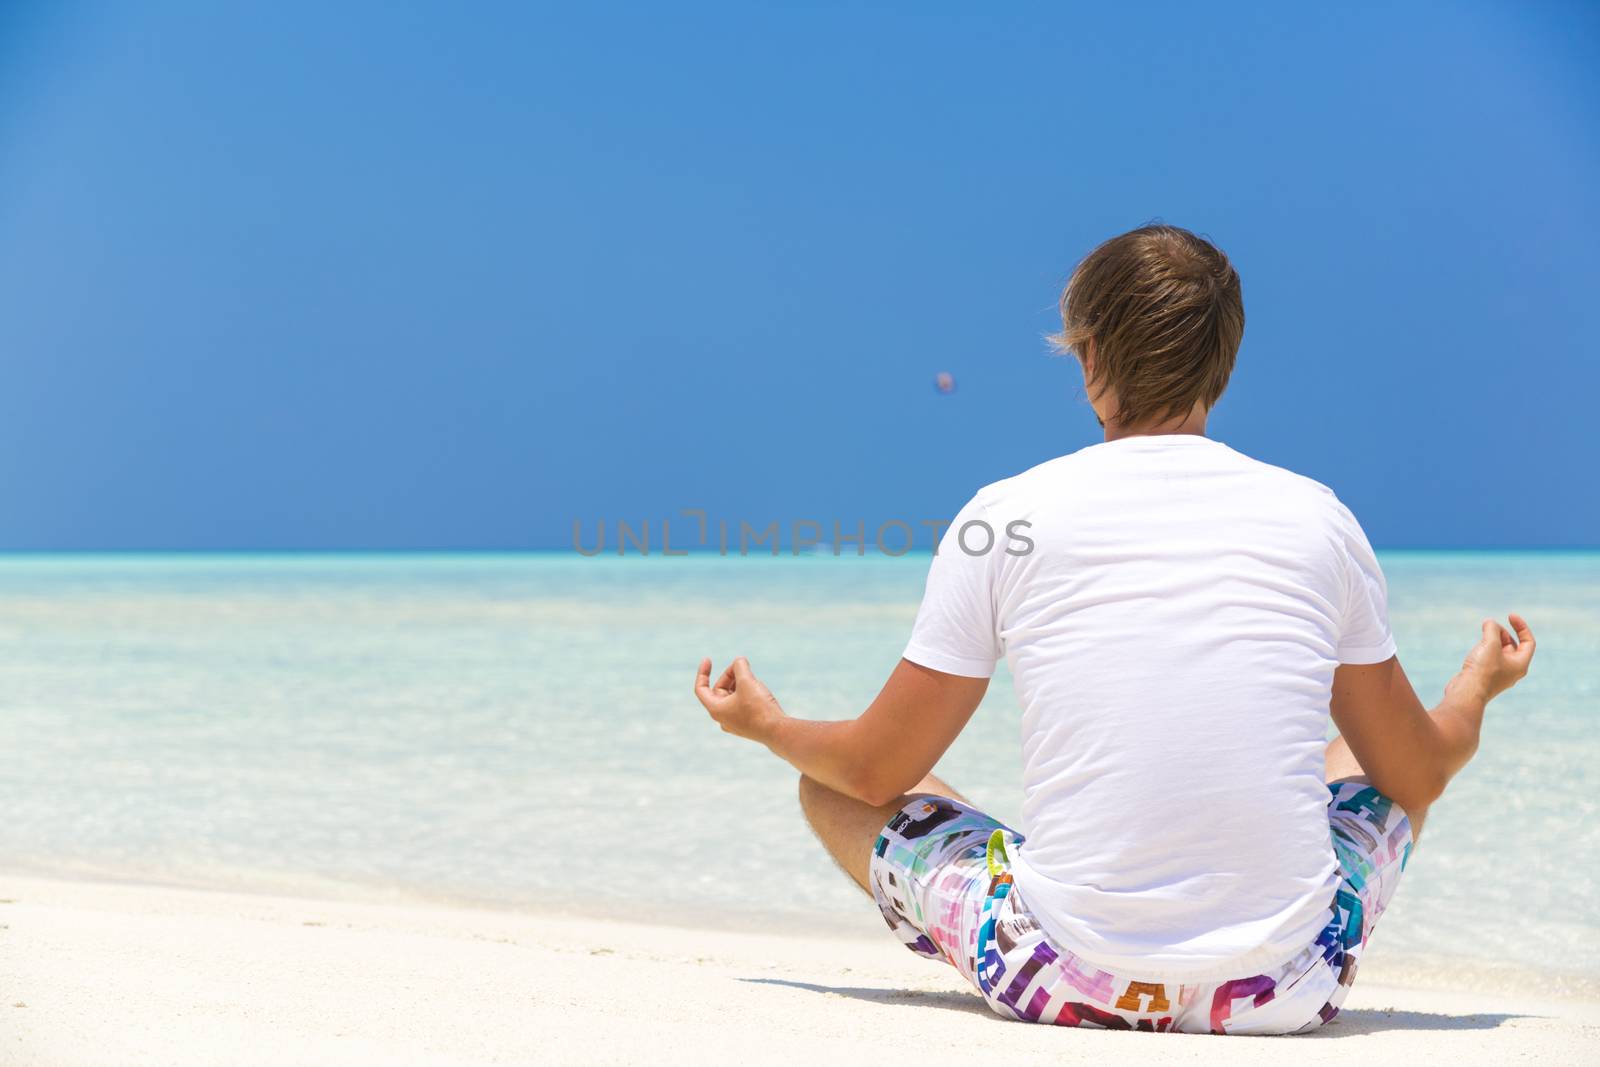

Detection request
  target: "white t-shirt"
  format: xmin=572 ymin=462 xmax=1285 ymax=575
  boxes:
xmin=904 ymin=434 xmax=1395 ymax=981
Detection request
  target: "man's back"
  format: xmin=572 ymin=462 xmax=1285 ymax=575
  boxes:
xmin=695 ymin=224 xmax=1532 ymax=1032
xmin=904 ymin=434 xmax=1396 ymax=979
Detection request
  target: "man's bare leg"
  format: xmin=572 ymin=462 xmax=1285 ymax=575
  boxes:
xmin=798 ymin=772 xmax=967 ymax=892
xmin=1325 ymin=733 xmax=1429 ymax=842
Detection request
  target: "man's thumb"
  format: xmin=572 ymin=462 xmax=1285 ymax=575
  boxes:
xmin=733 ymin=656 xmax=754 ymax=679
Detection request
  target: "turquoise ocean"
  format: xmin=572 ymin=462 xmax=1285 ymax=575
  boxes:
xmin=1 ymin=552 xmax=1595 ymax=983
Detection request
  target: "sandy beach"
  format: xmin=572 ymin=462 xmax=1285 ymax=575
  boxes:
xmin=2 ymin=874 xmax=1594 ymax=1067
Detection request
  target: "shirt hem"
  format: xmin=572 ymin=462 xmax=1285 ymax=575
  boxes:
xmin=1336 ymin=634 xmax=1398 ymax=665
xmin=901 ymin=643 xmax=996 ymax=679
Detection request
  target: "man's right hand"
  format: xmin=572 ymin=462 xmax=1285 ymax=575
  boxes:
xmin=1332 ymin=613 xmax=1535 ymax=817
xmin=694 ymin=656 xmax=787 ymax=744
xmin=1451 ymin=614 xmax=1536 ymax=704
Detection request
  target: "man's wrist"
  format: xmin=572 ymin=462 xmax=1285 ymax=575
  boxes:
xmin=755 ymin=706 xmax=790 ymax=752
xmin=1445 ymin=669 xmax=1494 ymax=708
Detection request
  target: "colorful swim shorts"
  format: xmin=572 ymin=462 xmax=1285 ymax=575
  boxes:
xmin=868 ymin=781 xmax=1412 ymax=1035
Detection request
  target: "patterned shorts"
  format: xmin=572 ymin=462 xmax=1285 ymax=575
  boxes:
xmin=868 ymin=781 xmax=1412 ymax=1035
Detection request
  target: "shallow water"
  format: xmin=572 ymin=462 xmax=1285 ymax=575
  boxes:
xmin=0 ymin=552 xmax=1595 ymax=977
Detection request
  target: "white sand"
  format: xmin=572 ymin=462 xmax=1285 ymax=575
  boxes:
xmin=2 ymin=874 xmax=1595 ymax=1067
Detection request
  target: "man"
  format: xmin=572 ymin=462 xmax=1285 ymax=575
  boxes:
xmin=692 ymin=224 xmax=1534 ymax=1035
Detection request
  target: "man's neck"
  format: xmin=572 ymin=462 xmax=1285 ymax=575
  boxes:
xmin=1102 ymin=406 xmax=1209 ymax=442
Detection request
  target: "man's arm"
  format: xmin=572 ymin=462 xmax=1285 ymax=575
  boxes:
xmin=693 ymin=656 xmax=988 ymax=806
xmin=1330 ymin=614 xmax=1535 ymax=814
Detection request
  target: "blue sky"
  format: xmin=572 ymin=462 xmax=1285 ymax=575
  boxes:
xmin=0 ymin=1 xmax=1596 ymax=549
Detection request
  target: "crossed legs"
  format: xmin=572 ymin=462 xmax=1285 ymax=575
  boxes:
xmin=796 ymin=772 xmax=967 ymax=892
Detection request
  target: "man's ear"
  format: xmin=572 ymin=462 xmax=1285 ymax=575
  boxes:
xmin=1079 ymin=338 xmax=1096 ymax=382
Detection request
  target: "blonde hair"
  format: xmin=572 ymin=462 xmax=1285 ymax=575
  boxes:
xmin=1050 ymin=225 xmax=1244 ymax=427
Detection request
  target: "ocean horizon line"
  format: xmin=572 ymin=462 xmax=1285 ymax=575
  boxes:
xmin=0 ymin=545 xmax=1595 ymax=559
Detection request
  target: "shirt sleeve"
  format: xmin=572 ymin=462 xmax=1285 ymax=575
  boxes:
xmin=1333 ymin=500 xmax=1397 ymax=665
xmin=902 ymin=494 xmax=1003 ymax=678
